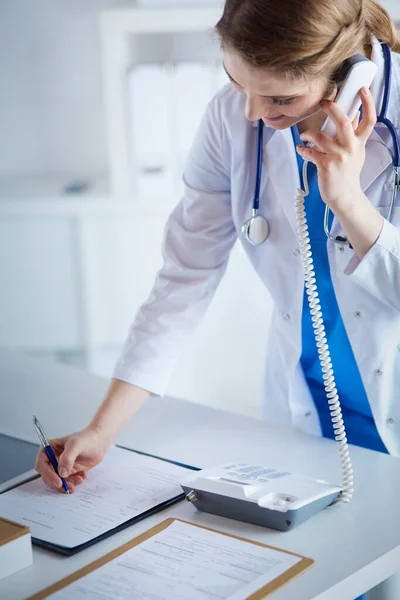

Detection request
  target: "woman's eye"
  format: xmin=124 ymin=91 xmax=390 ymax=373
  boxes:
xmin=272 ymin=98 xmax=295 ymax=106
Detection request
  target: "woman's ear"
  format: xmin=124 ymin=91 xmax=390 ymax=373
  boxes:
xmin=322 ymin=79 xmax=338 ymax=102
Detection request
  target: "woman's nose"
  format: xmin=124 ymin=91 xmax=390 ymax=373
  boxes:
xmin=245 ymin=96 xmax=279 ymax=122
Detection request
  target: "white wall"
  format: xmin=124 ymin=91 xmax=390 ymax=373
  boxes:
xmin=0 ymin=0 xmax=118 ymax=179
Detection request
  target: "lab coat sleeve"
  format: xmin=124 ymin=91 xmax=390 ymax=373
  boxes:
xmin=345 ymin=217 xmax=400 ymax=310
xmin=112 ymin=94 xmax=237 ymax=395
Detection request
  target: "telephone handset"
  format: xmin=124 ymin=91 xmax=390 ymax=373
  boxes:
xmin=182 ymin=55 xmax=378 ymax=532
xmin=321 ymin=54 xmax=378 ymax=137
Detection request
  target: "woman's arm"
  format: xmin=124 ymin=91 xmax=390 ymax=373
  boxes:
xmin=333 ymin=190 xmax=384 ymax=258
xmin=297 ymin=87 xmax=400 ymax=310
xmin=112 ymin=91 xmax=237 ymax=396
xmin=89 ymin=379 xmax=150 ymax=445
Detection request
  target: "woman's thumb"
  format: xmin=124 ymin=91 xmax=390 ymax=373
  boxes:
xmin=58 ymin=438 xmax=81 ymax=478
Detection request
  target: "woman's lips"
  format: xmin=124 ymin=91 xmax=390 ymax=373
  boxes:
xmin=264 ymin=115 xmax=285 ymax=122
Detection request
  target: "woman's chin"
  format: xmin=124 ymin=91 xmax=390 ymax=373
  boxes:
xmin=263 ymin=116 xmax=293 ymax=129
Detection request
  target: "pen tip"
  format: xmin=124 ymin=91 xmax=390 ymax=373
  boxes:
xmin=32 ymin=415 xmax=37 ymax=423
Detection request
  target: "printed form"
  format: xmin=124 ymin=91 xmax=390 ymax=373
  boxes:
xmin=48 ymin=520 xmax=302 ymax=599
xmin=0 ymin=446 xmax=191 ymax=548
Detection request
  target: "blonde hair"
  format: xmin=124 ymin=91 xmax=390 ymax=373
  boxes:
xmin=216 ymin=0 xmax=400 ymax=80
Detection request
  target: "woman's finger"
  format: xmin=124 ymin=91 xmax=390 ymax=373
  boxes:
xmin=299 ymin=130 xmax=339 ymax=154
xmin=319 ymin=99 xmax=355 ymax=148
xmin=356 ymin=87 xmax=377 ymax=141
xmin=41 ymin=474 xmax=62 ymax=490
xmin=35 ymin=447 xmax=61 ymax=481
xmin=57 ymin=436 xmax=83 ymax=478
xmin=67 ymin=474 xmax=84 ymax=486
xmin=63 ymin=482 xmax=75 ymax=493
xmin=296 ymin=144 xmax=326 ymax=168
xmin=352 ymin=110 xmax=361 ymax=131
xmin=71 ymin=470 xmax=87 ymax=479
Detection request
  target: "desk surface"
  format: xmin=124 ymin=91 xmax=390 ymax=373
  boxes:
xmin=1 ymin=350 xmax=400 ymax=600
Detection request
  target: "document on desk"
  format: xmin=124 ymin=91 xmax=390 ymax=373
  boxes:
xmin=30 ymin=520 xmax=313 ymax=600
xmin=0 ymin=446 xmax=194 ymax=555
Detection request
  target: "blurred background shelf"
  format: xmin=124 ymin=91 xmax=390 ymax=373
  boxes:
xmin=100 ymin=5 xmax=222 ymax=33
xmin=99 ymin=4 xmax=225 ymax=196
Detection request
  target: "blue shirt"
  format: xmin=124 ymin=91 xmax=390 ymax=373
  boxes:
xmin=291 ymin=126 xmax=387 ymax=454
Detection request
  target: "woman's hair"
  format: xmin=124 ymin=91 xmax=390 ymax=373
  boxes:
xmin=216 ymin=0 xmax=400 ymax=81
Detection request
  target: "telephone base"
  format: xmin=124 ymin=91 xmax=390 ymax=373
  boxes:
xmin=181 ymin=486 xmax=340 ymax=531
xmin=181 ymin=464 xmax=342 ymax=531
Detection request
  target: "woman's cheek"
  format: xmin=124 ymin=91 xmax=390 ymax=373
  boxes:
xmin=288 ymin=100 xmax=322 ymax=119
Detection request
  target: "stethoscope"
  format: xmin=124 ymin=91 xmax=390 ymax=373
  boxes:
xmin=242 ymin=43 xmax=400 ymax=247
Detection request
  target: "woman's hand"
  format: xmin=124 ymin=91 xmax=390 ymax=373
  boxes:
xmin=296 ymin=87 xmax=377 ymax=211
xmin=34 ymin=426 xmax=110 ymax=493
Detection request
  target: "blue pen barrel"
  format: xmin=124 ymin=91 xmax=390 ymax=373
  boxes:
xmin=45 ymin=444 xmax=70 ymax=494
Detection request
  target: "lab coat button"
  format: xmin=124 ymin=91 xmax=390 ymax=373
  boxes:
xmin=387 ymin=417 xmax=395 ymax=424
xmin=293 ymin=249 xmax=300 ymax=256
xmin=339 ymin=246 xmax=345 ymax=252
xmin=376 ymin=369 xmax=383 ymax=376
xmin=304 ymin=411 xmax=312 ymax=417
xmin=283 ymin=313 xmax=291 ymax=321
xmin=355 ymin=311 xmax=362 ymax=318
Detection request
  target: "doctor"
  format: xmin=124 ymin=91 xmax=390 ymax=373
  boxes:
xmin=36 ymin=0 xmax=400 ymax=493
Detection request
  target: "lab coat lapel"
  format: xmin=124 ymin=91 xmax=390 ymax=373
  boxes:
xmin=360 ymin=129 xmax=392 ymax=192
xmin=262 ymin=127 xmax=300 ymax=237
xmin=360 ymin=38 xmax=399 ymax=193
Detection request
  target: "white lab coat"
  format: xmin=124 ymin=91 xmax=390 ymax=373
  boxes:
xmin=114 ymin=38 xmax=400 ymax=456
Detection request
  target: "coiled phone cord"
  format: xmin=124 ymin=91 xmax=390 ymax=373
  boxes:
xmin=294 ymin=159 xmax=354 ymax=504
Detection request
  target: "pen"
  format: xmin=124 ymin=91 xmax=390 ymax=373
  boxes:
xmin=32 ymin=415 xmax=70 ymax=494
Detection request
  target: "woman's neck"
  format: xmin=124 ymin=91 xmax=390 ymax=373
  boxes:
xmin=297 ymin=112 xmax=327 ymax=134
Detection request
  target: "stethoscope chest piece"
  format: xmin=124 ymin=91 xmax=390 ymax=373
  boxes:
xmin=242 ymin=213 xmax=270 ymax=245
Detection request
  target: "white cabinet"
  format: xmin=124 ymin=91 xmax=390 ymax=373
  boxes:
xmin=0 ymin=216 xmax=81 ymax=349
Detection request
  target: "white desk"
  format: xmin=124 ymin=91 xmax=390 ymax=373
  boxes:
xmin=1 ymin=351 xmax=400 ymax=600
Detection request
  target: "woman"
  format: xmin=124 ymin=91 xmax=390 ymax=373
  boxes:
xmin=36 ymin=0 xmax=400 ymax=509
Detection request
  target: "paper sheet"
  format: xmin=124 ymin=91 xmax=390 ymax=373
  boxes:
xmin=0 ymin=447 xmax=191 ymax=548
xmin=49 ymin=520 xmax=301 ymax=599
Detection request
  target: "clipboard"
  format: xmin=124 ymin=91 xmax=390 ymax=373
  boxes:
xmin=33 ymin=493 xmax=185 ymax=556
xmin=0 ymin=447 xmax=200 ymax=556
xmin=35 ymin=447 xmax=199 ymax=555
xmin=27 ymin=518 xmax=314 ymax=600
